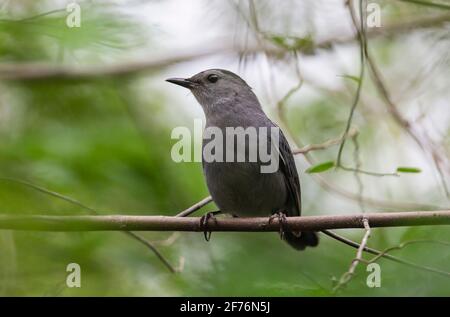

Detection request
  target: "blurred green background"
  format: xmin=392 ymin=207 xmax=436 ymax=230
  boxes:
xmin=0 ymin=0 xmax=449 ymax=296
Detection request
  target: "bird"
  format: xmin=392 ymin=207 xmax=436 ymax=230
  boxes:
xmin=166 ymin=69 xmax=318 ymax=250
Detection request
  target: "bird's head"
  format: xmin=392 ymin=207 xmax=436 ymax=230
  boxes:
xmin=166 ymin=69 xmax=256 ymax=114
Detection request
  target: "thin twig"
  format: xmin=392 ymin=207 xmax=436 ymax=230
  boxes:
xmin=336 ymin=0 xmax=366 ymax=168
xmin=122 ymin=231 xmax=176 ymax=273
xmin=352 ymin=134 xmax=366 ymax=213
xmin=333 ymin=218 xmax=371 ymax=291
xmin=175 ymin=196 xmax=213 ymax=217
xmin=399 ymin=0 xmax=450 ymax=10
xmin=0 ymin=8 xmax=66 ymax=22
xmin=0 ymin=177 xmax=97 ymax=214
xmin=276 ymin=50 xmax=304 ymax=124
xmin=0 ymin=177 xmax=177 ymax=273
xmin=321 ymin=230 xmax=450 ymax=277
xmin=312 ymin=173 xmax=444 ymax=210
xmin=293 ymin=127 xmax=358 ymax=155
xmin=365 ymin=239 xmax=450 ymax=264
xmin=151 ymin=232 xmax=181 ymax=247
xmin=339 ymin=165 xmax=400 ymax=177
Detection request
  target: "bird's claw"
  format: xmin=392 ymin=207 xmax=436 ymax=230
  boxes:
xmin=269 ymin=211 xmax=288 ymax=240
xmin=199 ymin=211 xmax=220 ymax=241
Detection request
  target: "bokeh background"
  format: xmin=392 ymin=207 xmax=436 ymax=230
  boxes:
xmin=0 ymin=0 xmax=449 ymax=296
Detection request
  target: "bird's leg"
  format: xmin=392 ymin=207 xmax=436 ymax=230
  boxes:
xmin=199 ymin=210 xmax=221 ymax=241
xmin=269 ymin=211 xmax=288 ymax=240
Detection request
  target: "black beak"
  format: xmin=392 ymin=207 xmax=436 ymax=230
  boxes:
xmin=166 ymin=77 xmax=196 ymax=89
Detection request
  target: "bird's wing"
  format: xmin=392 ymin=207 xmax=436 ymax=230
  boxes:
xmin=271 ymin=126 xmax=302 ymax=216
xmin=262 ymin=117 xmax=302 ymax=216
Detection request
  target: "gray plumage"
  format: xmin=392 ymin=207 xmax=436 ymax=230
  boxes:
xmin=167 ymin=69 xmax=318 ymax=250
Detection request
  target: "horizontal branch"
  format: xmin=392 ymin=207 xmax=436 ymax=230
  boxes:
xmin=0 ymin=45 xmax=234 ymax=81
xmin=0 ymin=210 xmax=449 ymax=232
xmin=0 ymin=13 xmax=448 ymax=81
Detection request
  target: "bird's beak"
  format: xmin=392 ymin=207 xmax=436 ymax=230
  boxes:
xmin=166 ymin=77 xmax=196 ymax=89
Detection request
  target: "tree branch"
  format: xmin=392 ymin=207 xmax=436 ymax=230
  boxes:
xmin=0 ymin=12 xmax=448 ymax=81
xmin=0 ymin=210 xmax=448 ymax=232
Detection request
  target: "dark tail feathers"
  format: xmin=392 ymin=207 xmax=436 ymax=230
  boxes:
xmin=284 ymin=231 xmax=319 ymax=251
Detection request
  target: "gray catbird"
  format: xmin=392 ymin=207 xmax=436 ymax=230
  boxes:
xmin=167 ymin=69 xmax=318 ymax=250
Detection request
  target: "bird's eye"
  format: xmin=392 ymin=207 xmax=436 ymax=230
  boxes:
xmin=207 ymin=74 xmax=219 ymax=83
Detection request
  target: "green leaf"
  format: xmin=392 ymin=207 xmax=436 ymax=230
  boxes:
xmin=339 ymin=74 xmax=361 ymax=84
xmin=267 ymin=34 xmax=315 ymax=54
xmin=396 ymin=166 xmax=422 ymax=173
xmin=269 ymin=35 xmax=287 ymax=47
xmin=306 ymin=161 xmax=335 ymax=173
xmin=292 ymin=35 xmax=315 ymax=54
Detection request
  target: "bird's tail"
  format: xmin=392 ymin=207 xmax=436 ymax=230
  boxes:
xmin=284 ymin=231 xmax=319 ymax=251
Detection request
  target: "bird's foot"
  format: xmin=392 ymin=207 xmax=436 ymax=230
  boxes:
xmin=199 ymin=210 xmax=221 ymax=241
xmin=269 ymin=211 xmax=288 ymax=240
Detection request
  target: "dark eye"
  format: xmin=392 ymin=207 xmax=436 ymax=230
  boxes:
xmin=207 ymin=74 xmax=219 ymax=83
